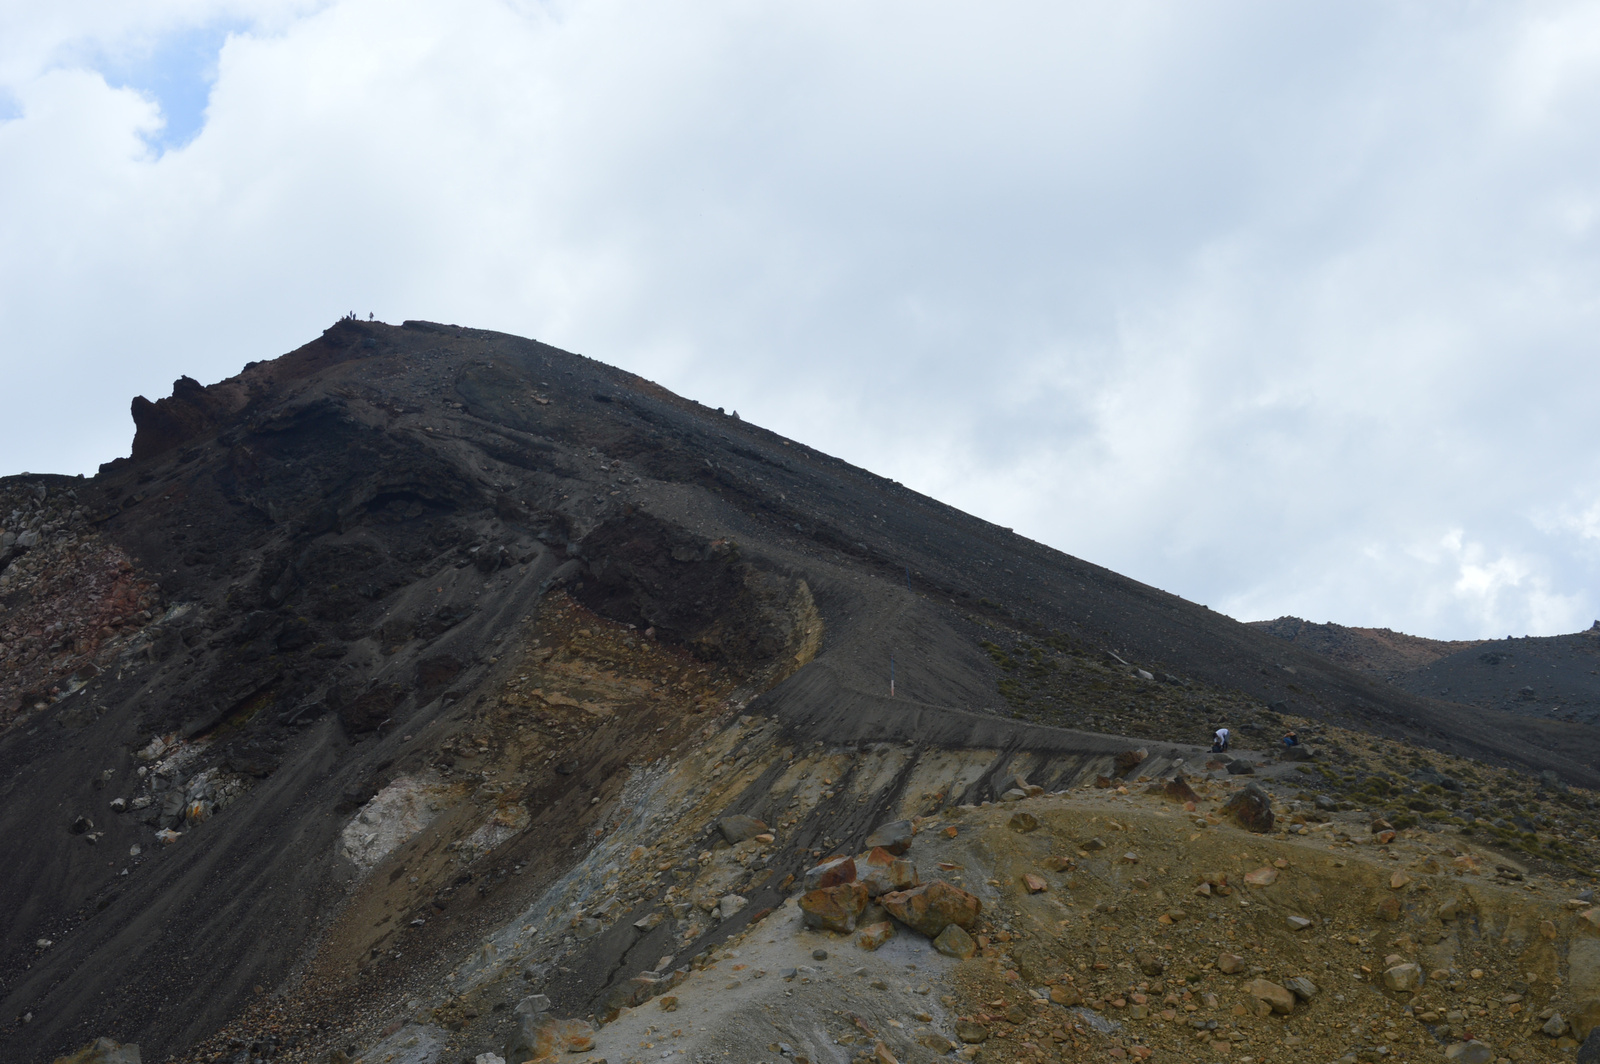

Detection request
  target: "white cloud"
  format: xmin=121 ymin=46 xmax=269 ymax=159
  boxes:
xmin=3 ymin=1 xmax=1600 ymax=639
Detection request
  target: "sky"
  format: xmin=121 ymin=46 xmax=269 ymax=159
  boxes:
xmin=3 ymin=1 xmax=1600 ymax=640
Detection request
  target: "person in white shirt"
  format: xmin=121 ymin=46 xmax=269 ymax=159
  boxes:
xmin=1212 ymin=727 xmax=1230 ymax=753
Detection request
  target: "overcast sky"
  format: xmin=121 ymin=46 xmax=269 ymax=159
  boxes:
xmin=3 ymin=1 xmax=1600 ymax=640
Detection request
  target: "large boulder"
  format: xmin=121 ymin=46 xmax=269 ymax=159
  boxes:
xmin=800 ymin=882 xmax=870 ymax=932
xmin=1220 ymin=783 xmax=1275 ymax=833
xmin=882 ymin=881 xmax=982 ymax=938
xmin=803 ymin=855 xmax=857 ymax=891
xmin=505 ymin=1016 xmax=595 ymax=1064
xmin=864 ymin=819 xmax=915 ymax=855
xmin=856 ymin=847 xmax=918 ymax=897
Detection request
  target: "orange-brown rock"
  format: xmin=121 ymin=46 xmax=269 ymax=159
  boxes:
xmin=803 ymin=855 xmax=857 ymax=891
xmin=857 ymin=847 xmax=918 ymax=897
xmin=882 ymin=880 xmax=982 ymax=937
xmin=800 ymin=881 xmax=869 ymax=932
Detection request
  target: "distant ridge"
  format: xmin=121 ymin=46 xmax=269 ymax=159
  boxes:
xmin=1248 ymin=615 xmax=1483 ymax=677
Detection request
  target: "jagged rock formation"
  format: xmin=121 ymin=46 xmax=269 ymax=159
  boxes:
xmin=5 ymin=320 xmax=1600 ymax=1064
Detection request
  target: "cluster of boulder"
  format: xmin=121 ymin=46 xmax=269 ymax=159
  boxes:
xmin=796 ymin=818 xmax=984 ymax=960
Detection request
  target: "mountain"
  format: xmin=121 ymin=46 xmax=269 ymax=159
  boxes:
xmin=1253 ymin=617 xmax=1600 ymax=725
xmin=6 ymin=319 xmax=1600 ymax=1064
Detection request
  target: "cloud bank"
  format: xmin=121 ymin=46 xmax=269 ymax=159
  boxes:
xmin=3 ymin=0 xmax=1600 ymax=639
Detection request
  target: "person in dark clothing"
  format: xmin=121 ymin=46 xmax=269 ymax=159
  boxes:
xmin=1211 ymin=726 xmax=1229 ymax=753
xmin=1282 ymin=730 xmax=1299 ymax=747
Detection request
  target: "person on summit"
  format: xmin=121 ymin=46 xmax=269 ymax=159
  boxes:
xmin=1211 ymin=726 xmax=1230 ymax=753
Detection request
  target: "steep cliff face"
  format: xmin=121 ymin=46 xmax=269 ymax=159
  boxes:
xmin=4 ymin=320 xmax=1600 ymax=1064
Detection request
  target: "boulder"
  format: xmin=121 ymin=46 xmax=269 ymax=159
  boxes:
xmin=934 ymin=923 xmax=976 ymax=959
xmin=1545 ymin=1014 xmax=1571 ymax=1038
xmin=1376 ymin=896 xmax=1402 ymax=922
xmin=856 ymin=848 xmax=917 ymax=897
xmin=717 ymin=894 xmax=747 ymax=919
xmin=1444 ymin=1042 xmax=1494 ymax=1064
xmin=803 ymin=855 xmax=857 ymax=891
xmin=856 ymin=921 xmax=895 ymax=951
xmin=1574 ymin=998 xmax=1600 ymax=1042
xmin=506 ymin=1017 xmax=594 ymax=1064
xmin=1217 ymin=953 xmax=1246 ymax=974
xmin=717 ymin=814 xmax=768 ymax=844
xmin=1245 ymin=978 xmax=1296 ymax=1014
xmin=1578 ymin=1028 xmax=1600 ymax=1064
xmin=864 ymin=819 xmax=915 ymax=856
xmin=1115 ymin=748 xmax=1148 ymax=772
xmin=1281 ymin=744 xmax=1315 ymax=762
xmin=1001 ymin=789 xmax=1028 ymax=802
xmin=1381 ymin=963 xmax=1423 ymax=992
xmin=1220 ymin=783 xmax=1274 ymax=833
xmin=514 ymin=994 xmax=552 ymax=1019
xmin=882 ymin=881 xmax=982 ymax=937
xmin=1008 ymin=812 xmax=1039 ymax=833
xmin=800 ymin=882 xmax=870 ymax=932
xmin=1022 ymin=873 xmax=1047 ymax=893
xmin=1243 ymin=867 xmax=1278 ymax=887
xmin=1225 ymin=760 xmax=1256 ymax=775
xmin=1157 ymin=776 xmax=1201 ymax=804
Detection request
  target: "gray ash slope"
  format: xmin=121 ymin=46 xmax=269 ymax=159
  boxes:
xmin=1254 ymin=616 xmax=1600 ymax=725
xmin=3 ymin=318 xmax=1599 ymax=1062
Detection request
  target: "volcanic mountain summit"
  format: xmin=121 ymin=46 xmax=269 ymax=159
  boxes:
xmin=6 ymin=319 xmax=1600 ymax=1064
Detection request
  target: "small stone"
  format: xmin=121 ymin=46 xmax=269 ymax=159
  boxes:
xmin=1244 ymin=978 xmax=1296 ymax=1014
xmin=812 ymin=949 xmax=829 ymax=961
xmin=1391 ymin=872 xmax=1412 ymax=890
xmin=1023 ymin=874 xmax=1047 ymax=893
xmin=1001 ymin=789 xmax=1028 ymax=802
xmin=476 ymin=1054 xmax=506 ymax=1064
xmin=1382 ymin=963 xmax=1423 ymax=992
xmin=1217 ymin=953 xmax=1246 ymax=974
xmin=1244 ymin=867 xmax=1278 ymax=887
xmin=659 ymin=995 xmax=678 ymax=1011
xmin=717 ymin=894 xmax=748 ymax=919
xmin=634 ymin=912 xmax=664 ymax=931
xmin=1051 ymin=983 xmax=1084 ymax=1006
xmin=1082 ymin=837 xmax=1107 ymax=851
xmin=1009 ymin=812 xmax=1040 ymax=833
xmin=718 ymin=814 xmax=769 ymax=844
xmin=1284 ymin=976 xmax=1319 ymax=1001
xmin=1376 ymin=896 xmax=1402 ymax=922
xmin=955 ymin=1021 xmax=989 ymax=1044
xmin=1545 ymin=1014 xmax=1570 ymax=1037
xmin=933 ymin=924 xmax=976 ymax=959
xmin=1445 ymin=1042 xmax=1494 ymax=1064
xmin=1287 ymin=915 xmax=1313 ymax=931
